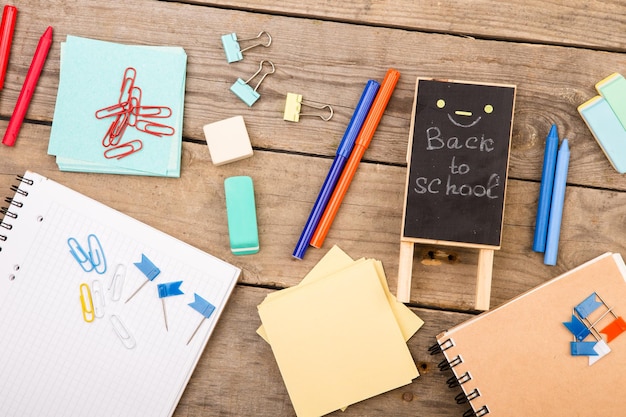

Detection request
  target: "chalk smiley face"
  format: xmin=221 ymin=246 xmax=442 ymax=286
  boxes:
xmin=436 ymin=97 xmax=494 ymax=128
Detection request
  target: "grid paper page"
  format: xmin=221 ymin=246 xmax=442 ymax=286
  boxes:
xmin=0 ymin=172 xmax=240 ymax=417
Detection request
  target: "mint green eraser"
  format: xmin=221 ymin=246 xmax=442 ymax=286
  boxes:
xmin=224 ymin=176 xmax=259 ymax=255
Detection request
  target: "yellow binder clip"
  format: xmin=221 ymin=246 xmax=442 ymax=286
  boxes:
xmin=283 ymin=93 xmax=334 ymax=122
xmin=79 ymin=283 xmax=95 ymax=323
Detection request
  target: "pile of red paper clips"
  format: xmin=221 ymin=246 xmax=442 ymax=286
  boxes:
xmin=95 ymin=67 xmax=174 ymax=159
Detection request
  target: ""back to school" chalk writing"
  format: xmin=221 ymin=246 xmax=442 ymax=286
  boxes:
xmin=413 ymin=126 xmax=501 ymax=198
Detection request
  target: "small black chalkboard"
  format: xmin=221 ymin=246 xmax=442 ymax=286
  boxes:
xmin=402 ymin=79 xmax=516 ymax=247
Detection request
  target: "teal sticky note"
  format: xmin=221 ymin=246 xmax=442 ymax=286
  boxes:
xmin=578 ymin=96 xmax=626 ymax=174
xmin=596 ymin=73 xmax=626 ymax=130
xmin=47 ymin=36 xmax=187 ymax=177
xmin=224 ymin=176 xmax=259 ymax=255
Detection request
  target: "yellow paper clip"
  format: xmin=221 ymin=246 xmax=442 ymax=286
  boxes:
xmin=283 ymin=93 xmax=334 ymax=122
xmin=79 ymin=283 xmax=95 ymax=323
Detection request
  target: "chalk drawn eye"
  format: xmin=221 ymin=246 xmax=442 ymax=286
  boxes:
xmin=436 ymin=99 xmax=446 ymax=109
xmin=484 ymin=104 xmax=493 ymax=114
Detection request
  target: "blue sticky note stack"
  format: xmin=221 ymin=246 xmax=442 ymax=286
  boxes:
xmin=47 ymin=36 xmax=187 ymax=177
xmin=578 ymin=73 xmax=626 ymax=174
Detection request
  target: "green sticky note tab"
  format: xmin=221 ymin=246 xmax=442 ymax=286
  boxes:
xmin=224 ymin=176 xmax=259 ymax=255
xmin=578 ymin=96 xmax=626 ymax=174
xmin=596 ymin=72 xmax=626 ymax=130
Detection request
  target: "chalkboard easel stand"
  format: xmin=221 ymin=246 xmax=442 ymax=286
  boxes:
xmin=397 ymin=77 xmax=516 ymax=312
xmin=396 ymin=240 xmax=494 ymax=311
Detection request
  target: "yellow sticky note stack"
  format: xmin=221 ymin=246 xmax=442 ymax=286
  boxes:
xmin=257 ymin=246 xmax=423 ymax=417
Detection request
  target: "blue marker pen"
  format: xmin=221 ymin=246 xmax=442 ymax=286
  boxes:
xmin=533 ymin=124 xmax=559 ymax=252
xmin=292 ymin=79 xmax=380 ymax=259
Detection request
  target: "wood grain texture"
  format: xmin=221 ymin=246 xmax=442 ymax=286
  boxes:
xmin=195 ymin=0 xmax=626 ymax=52
xmin=1 ymin=0 xmax=625 ymax=415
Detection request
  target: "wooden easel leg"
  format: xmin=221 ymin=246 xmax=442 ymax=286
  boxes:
xmin=397 ymin=240 xmax=415 ymax=303
xmin=475 ymin=249 xmax=494 ymax=310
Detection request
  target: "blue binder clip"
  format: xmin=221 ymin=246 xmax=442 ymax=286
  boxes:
xmin=230 ymin=60 xmax=275 ymax=107
xmin=221 ymin=31 xmax=272 ymax=63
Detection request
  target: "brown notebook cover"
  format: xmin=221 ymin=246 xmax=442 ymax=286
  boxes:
xmin=436 ymin=252 xmax=626 ymax=416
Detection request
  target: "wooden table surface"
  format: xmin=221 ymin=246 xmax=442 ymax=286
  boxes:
xmin=1 ymin=1 xmax=625 ymax=416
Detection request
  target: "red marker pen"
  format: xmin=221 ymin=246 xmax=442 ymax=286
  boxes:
xmin=2 ymin=26 xmax=53 ymax=147
xmin=0 ymin=5 xmax=17 ymax=90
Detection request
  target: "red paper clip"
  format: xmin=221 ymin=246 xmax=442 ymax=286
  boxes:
xmin=133 ymin=105 xmax=172 ymax=118
xmin=119 ymin=67 xmax=136 ymax=103
xmin=104 ymin=139 xmax=143 ymax=159
xmin=95 ymin=102 xmax=129 ymax=120
xmin=135 ymin=119 xmax=175 ymax=137
xmin=95 ymin=67 xmax=175 ymax=159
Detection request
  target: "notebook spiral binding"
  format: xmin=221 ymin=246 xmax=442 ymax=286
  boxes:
xmin=0 ymin=175 xmax=34 ymax=251
xmin=430 ymin=339 xmax=490 ymax=417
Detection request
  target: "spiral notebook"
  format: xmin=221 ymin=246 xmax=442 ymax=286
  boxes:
xmin=436 ymin=252 xmax=626 ymax=416
xmin=0 ymin=171 xmax=240 ymax=417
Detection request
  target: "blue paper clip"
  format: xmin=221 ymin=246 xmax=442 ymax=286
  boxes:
xmin=68 ymin=234 xmax=107 ymax=274
xmin=221 ymin=31 xmax=272 ymax=63
xmin=68 ymin=237 xmax=94 ymax=273
xmin=230 ymin=60 xmax=275 ymax=107
xmin=87 ymin=234 xmax=107 ymax=274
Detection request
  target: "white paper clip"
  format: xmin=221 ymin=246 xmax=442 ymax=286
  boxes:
xmin=283 ymin=93 xmax=334 ymax=122
xmin=110 ymin=314 xmax=136 ymax=349
xmin=108 ymin=263 xmax=126 ymax=302
xmin=221 ymin=31 xmax=272 ymax=63
xmin=230 ymin=60 xmax=275 ymax=107
xmin=92 ymin=279 xmax=105 ymax=318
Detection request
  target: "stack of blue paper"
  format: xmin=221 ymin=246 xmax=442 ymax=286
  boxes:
xmin=48 ymin=36 xmax=187 ymax=177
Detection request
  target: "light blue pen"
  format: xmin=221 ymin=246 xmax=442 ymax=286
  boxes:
xmin=292 ymin=79 xmax=380 ymax=259
xmin=544 ymin=139 xmax=570 ymax=266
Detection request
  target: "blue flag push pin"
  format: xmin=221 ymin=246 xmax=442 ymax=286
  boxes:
xmin=125 ymin=254 xmax=161 ymax=303
xmin=186 ymin=293 xmax=216 ymax=345
xmin=157 ymin=281 xmax=184 ymax=331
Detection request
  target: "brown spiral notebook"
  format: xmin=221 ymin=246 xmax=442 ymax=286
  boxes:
xmin=436 ymin=252 xmax=626 ymax=416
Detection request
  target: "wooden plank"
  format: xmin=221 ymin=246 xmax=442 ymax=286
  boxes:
xmin=1 ymin=1 xmax=625 ymax=192
xmin=195 ymin=0 xmax=626 ymax=52
xmin=173 ymin=284 xmax=475 ymax=416
xmin=3 ymin=122 xmax=626 ymax=311
xmin=0 ymin=1 xmax=625 ymax=415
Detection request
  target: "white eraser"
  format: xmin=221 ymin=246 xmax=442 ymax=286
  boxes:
xmin=203 ymin=116 xmax=253 ymax=165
